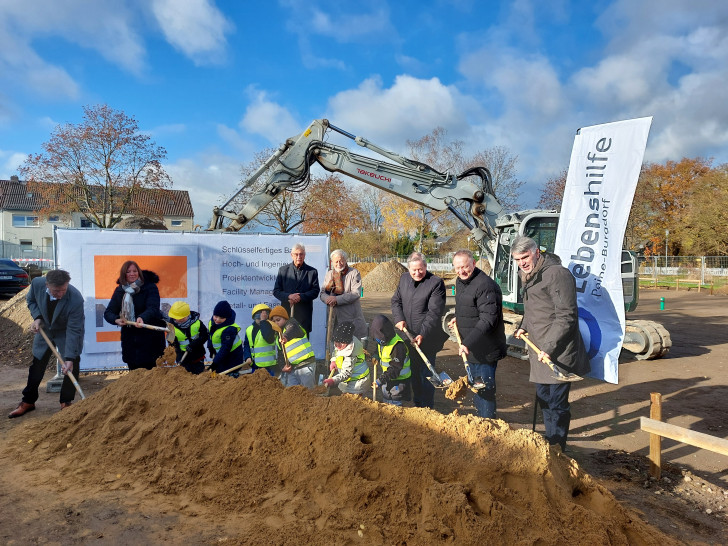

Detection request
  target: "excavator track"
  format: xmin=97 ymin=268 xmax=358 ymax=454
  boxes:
xmin=623 ymin=319 xmax=672 ymax=360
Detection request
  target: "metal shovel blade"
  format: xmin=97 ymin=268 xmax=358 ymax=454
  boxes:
xmin=427 ymin=371 xmax=453 ymax=388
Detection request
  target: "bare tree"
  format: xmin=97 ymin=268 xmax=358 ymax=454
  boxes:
xmin=20 ymin=104 xmax=171 ymax=228
xmin=465 ymin=146 xmax=524 ymax=211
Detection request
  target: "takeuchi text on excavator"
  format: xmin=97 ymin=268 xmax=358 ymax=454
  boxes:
xmin=210 ymin=119 xmax=670 ymax=361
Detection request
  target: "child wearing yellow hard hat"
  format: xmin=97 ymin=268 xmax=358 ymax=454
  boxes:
xmin=243 ymin=303 xmax=277 ymax=376
xmin=167 ymin=301 xmax=209 ymax=374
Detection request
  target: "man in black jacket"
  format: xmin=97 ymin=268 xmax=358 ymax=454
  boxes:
xmin=391 ymin=252 xmax=446 ymax=408
xmin=512 ymin=235 xmax=590 ymax=450
xmin=448 ymin=249 xmax=506 ymax=419
xmin=273 ymin=243 xmax=320 ymax=334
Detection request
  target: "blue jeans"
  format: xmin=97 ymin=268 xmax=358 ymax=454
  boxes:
xmin=536 ymin=382 xmax=571 ymax=450
xmin=469 ymin=361 xmax=497 ymax=419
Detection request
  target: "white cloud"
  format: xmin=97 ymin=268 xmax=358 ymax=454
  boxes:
xmin=166 ymin=154 xmax=243 ymax=226
xmin=327 ymin=75 xmax=473 ymax=148
xmin=151 ymin=0 xmax=233 ymax=65
xmin=239 ymin=89 xmax=300 ymax=144
xmin=0 ymin=150 xmax=29 ymax=178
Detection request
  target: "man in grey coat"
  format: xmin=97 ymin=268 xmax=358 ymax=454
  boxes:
xmin=512 ymin=235 xmax=590 ymax=450
xmin=9 ymin=269 xmax=85 ymax=418
xmin=320 ymin=249 xmax=368 ymax=339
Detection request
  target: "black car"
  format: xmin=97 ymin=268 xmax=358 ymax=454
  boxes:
xmin=0 ymin=259 xmax=30 ymax=295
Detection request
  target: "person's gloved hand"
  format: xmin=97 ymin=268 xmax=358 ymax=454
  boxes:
xmin=323 ymin=378 xmax=335 ymax=388
xmin=329 ymin=361 xmax=337 ymax=371
xmin=375 ymin=378 xmax=382 ymax=388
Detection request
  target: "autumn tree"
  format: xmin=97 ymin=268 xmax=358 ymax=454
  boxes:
xmin=20 ymin=104 xmax=171 ymax=228
xmin=537 ymin=169 xmax=568 ymax=211
xmin=627 ymin=157 xmax=712 ymax=255
xmin=300 ymin=175 xmax=364 ymax=237
xmin=680 ymin=163 xmax=728 ymax=255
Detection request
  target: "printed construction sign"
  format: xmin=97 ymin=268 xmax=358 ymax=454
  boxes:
xmin=54 ymin=229 xmax=329 ymax=371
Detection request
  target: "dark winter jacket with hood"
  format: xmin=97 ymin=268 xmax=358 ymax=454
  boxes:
xmin=170 ymin=311 xmax=209 ymax=374
xmin=454 ymin=267 xmax=507 ymax=364
xmin=207 ymin=309 xmax=244 ymax=373
xmin=104 ymin=270 xmax=166 ymax=369
xmin=369 ymin=314 xmax=410 ymax=392
xmin=390 ymin=270 xmax=448 ymax=354
xmin=518 ymin=252 xmax=590 ymax=383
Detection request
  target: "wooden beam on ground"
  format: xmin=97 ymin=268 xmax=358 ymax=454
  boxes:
xmin=640 ymin=417 xmax=728 ymax=458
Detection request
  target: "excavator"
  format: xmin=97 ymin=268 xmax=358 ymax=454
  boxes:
xmin=209 ymin=119 xmax=670 ymax=361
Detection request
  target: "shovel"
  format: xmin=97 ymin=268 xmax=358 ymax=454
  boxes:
xmin=450 ymin=322 xmax=486 ymax=390
xmin=372 ymin=359 xmax=378 ymax=401
xmin=324 ymin=304 xmax=334 ymax=363
xmin=520 ymin=333 xmax=583 ymax=382
xmin=400 ymin=326 xmax=452 ymax=388
xmin=124 ymin=320 xmax=176 ymax=343
xmin=38 ymin=325 xmax=86 ymax=400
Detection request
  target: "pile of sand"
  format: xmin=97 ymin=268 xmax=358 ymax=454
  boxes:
xmin=362 ymin=260 xmax=406 ymax=292
xmin=6 ymin=369 xmax=670 ymax=544
xmin=351 ymin=262 xmax=377 ymax=278
xmin=0 ymin=288 xmax=34 ymax=367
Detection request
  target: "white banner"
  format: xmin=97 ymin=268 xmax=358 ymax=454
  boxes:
xmin=554 ymin=117 xmax=652 ymax=384
xmin=54 ymin=229 xmax=330 ymax=371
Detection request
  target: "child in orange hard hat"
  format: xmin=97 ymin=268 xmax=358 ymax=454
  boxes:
xmin=269 ymin=305 xmax=316 ymax=388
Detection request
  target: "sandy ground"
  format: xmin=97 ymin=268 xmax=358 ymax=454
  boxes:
xmin=0 ymin=288 xmax=726 ymax=544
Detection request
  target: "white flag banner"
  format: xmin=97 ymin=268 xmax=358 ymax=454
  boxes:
xmin=554 ymin=117 xmax=652 ymax=384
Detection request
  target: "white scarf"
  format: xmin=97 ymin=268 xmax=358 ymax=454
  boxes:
xmin=121 ymin=280 xmax=142 ymax=322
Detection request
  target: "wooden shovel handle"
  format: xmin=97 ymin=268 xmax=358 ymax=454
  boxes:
xmin=519 ymin=333 xmax=553 ymax=365
xmin=37 ymin=326 xmax=86 ymax=400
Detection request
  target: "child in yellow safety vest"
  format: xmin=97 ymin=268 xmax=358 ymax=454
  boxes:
xmin=243 ymin=303 xmax=277 ymax=376
xmin=369 ymin=314 xmax=412 ymax=406
xmin=323 ymin=321 xmax=370 ymax=395
xmin=167 ymin=301 xmax=209 ymax=374
xmin=268 ymin=305 xmax=316 ymax=389
xmin=207 ymin=300 xmax=245 ymax=376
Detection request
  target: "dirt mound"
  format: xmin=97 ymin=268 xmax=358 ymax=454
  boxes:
xmin=6 ymin=369 xmax=673 ymax=544
xmin=362 ymin=260 xmax=406 ymax=292
xmin=0 ymin=288 xmax=34 ymax=367
xmin=351 ymin=261 xmax=378 ymax=278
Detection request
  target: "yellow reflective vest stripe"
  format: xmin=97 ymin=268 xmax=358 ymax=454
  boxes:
xmin=246 ymin=324 xmax=276 ymax=366
xmin=378 ymin=334 xmax=411 ymax=380
xmin=174 ymin=320 xmax=201 ymax=351
xmin=208 ymin=321 xmax=242 ymax=352
xmin=335 ymin=350 xmax=370 ymax=382
xmin=278 ymin=335 xmax=315 ymax=365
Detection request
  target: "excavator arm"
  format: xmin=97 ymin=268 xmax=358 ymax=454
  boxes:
xmin=209 ymin=119 xmax=503 ymax=261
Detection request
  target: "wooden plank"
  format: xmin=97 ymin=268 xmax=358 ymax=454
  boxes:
xmin=648 ymin=393 xmax=662 ymax=479
xmin=640 ymin=417 xmax=728 ymax=457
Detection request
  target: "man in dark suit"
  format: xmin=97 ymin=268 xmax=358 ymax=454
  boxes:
xmin=273 ymin=243 xmax=319 ymax=334
xmin=9 ymin=269 xmax=85 ymax=418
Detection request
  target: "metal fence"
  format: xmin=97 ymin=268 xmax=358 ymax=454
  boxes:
xmin=1 ymin=243 xmax=55 ymax=269
xmin=638 ymin=256 xmax=728 ymax=288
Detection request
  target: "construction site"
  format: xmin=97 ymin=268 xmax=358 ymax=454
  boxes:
xmin=1 ymin=267 xmax=726 ymax=544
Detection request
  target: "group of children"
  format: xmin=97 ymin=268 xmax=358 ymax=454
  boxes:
xmin=166 ymin=300 xmax=413 ymax=405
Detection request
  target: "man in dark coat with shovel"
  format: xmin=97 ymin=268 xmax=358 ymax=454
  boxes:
xmin=448 ymin=249 xmax=506 ymax=419
xmin=9 ymin=269 xmax=85 ymax=417
xmin=391 ymin=252 xmax=447 ymax=409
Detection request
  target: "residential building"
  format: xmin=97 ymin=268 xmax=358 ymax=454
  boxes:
xmin=0 ymin=176 xmax=194 ymax=260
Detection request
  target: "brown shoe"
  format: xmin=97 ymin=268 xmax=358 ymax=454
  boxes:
xmin=60 ymin=402 xmax=73 ymax=410
xmin=8 ymin=402 xmax=35 ymax=418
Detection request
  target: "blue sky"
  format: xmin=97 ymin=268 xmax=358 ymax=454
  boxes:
xmin=1 ymin=0 xmax=726 ymax=225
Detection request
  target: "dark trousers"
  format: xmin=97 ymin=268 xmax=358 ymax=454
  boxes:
xmin=470 ymin=361 xmax=497 ymax=419
xmin=22 ymin=349 xmax=80 ymax=405
xmin=536 ymin=382 xmax=572 ymax=450
xmin=410 ymin=346 xmax=436 ymax=409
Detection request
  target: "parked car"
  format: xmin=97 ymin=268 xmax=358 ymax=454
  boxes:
xmin=0 ymin=259 xmax=31 ymax=295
